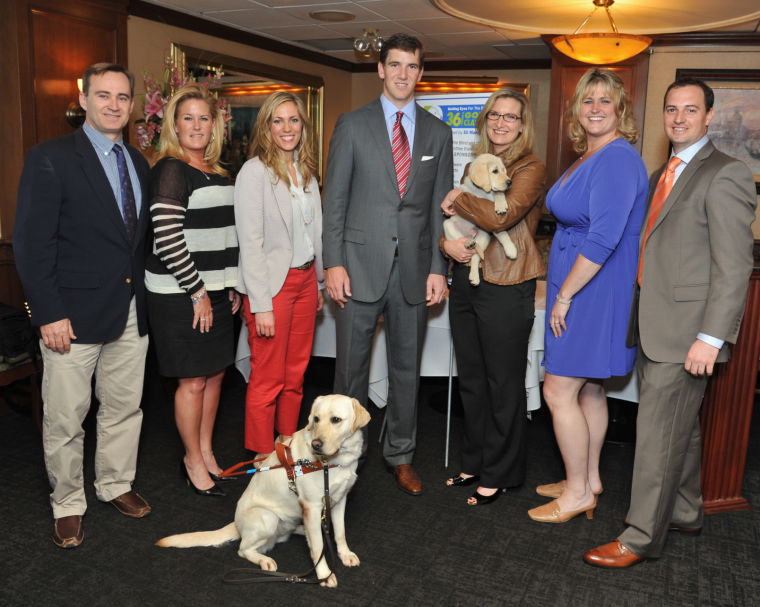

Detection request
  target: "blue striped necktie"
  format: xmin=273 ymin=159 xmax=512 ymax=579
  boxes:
xmin=112 ymin=143 xmax=137 ymax=242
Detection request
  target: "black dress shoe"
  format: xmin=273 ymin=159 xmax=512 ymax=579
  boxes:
xmin=181 ymin=460 xmax=225 ymax=497
xmin=445 ymin=473 xmax=480 ymax=487
xmin=209 ymin=472 xmax=237 ymax=483
xmin=668 ymin=524 xmax=702 ymax=536
xmin=467 ymin=488 xmax=506 ymax=506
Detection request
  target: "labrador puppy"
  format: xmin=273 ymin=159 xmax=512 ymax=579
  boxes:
xmin=156 ymin=394 xmax=371 ymax=588
xmin=443 ymin=153 xmax=517 ymax=286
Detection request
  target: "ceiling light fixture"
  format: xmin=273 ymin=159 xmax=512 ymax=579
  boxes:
xmin=354 ymin=28 xmax=383 ymax=59
xmin=309 ymin=10 xmax=355 ymax=23
xmin=550 ymin=0 xmax=652 ymax=65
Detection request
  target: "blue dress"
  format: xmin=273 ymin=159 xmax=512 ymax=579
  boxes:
xmin=544 ymin=139 xmax=648 ymax=378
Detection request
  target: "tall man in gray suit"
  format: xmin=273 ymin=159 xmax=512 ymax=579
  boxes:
xmin=584 ymin=78 xmax=756 ymax=567
xmin=322 ymin=34 xmax=453 ymax=495
xmin=14 ymin=63 xmax=152 ymax=548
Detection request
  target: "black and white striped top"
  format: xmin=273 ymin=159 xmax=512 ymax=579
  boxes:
xmin=145 ymin=157 xmax=238 ymax=295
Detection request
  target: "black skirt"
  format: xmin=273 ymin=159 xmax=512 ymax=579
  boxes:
xmin=147 ymin=289 xmax=235 ymax=378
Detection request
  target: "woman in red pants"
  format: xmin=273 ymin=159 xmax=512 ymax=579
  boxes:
xmin=234 ymin=92 xmax=323 ymax=459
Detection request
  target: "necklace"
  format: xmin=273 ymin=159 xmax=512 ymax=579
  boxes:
xmin=190 ymin=163 xmax=212 ymax=180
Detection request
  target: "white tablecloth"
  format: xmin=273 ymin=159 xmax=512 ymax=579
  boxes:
xmin=235 ymin=280 xmax=638 ymax=407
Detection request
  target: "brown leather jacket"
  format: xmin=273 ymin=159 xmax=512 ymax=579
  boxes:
xmin=442 ymin=153 xmax=547 ymax=285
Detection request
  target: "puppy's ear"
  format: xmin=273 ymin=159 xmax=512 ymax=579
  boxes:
xmin=469 ymin=158 xmax=492 ymax=193
xmin=307 ymin=396 xmax=323 ymax=430
xmin=351 ymin=398 xmax=371 ymax=431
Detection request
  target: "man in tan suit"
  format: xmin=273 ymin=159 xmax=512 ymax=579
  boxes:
xmin=584 ymin=78 xmax=756 ymax=567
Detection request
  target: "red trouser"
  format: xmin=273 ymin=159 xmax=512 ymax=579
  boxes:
xmin=242 ymin=265 xmax=317 ymax=453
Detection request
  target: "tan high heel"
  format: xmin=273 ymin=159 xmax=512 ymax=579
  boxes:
xmin=527 ymin=497 xmax=596 ymax=523
xmin=535 ymin=480 xmax=604 ymax=499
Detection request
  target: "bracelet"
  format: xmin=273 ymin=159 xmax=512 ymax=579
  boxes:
xmin=555 ymin=294 xmax=572 ymax=305
xmin=190 ymin=289 xmax=207 ymax=305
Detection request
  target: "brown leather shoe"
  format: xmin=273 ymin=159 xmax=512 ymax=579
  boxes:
xmin=391 ymin=464 xmax=423 ymax=495
xmin=668 ymin=524 xmax=702 ymax=536
xmin=109 ymin=491 xmax=151 ymax=518
xmin=53 ymin=515 xmax=84 ymax=548
xmin=583 ymin=540 xmax=645 ymax=568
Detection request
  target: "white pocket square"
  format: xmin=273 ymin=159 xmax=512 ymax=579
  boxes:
xmin=421 ymin=155 xmax=435 ymax=161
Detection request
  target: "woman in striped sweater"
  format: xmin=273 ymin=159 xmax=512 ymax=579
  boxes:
xmin=145 ymin=83 xmax=240 ymax=497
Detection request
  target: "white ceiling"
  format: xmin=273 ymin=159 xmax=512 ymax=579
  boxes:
xmin=140 ymin=0 xmax=760 ymax=63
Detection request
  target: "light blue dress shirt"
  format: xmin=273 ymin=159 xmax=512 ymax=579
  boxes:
xmin=380 ymin=94 xmax=416 ymax=157
xmin=82 ymin=122 xmax=142 ymax=216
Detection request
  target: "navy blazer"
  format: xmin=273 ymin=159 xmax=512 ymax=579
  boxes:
xmin=14 ymin=128 xmax=150 ymax=343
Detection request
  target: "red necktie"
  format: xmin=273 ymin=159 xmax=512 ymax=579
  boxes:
xmin=637 ymin=156 xmax=682 ymax=286
xmin=392 ymin=111 xmax=411 ymax=198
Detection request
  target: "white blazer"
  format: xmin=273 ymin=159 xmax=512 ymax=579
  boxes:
xmin=234 ymin=156 xmax=323 ymax=313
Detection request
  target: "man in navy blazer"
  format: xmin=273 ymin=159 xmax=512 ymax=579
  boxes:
xmin=14 ymin=63 xmax=152 ymax=548
xmin=322 ymin=34 xmax=453 ymax=495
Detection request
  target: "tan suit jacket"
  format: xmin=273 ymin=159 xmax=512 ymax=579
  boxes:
xmin=234 ymin=157 xmax=323 ymax=313
xmin=637 ymin=141 xmax=756 ymax=363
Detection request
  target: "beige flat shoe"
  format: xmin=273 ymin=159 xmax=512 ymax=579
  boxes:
xmin=528 ymin=497 xmax=596 ymax=523
xmin=535 ymin=480 xmax=604 ymax=499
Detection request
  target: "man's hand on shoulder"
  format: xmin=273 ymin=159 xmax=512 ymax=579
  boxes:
xmin=684 ymin=339 xmax=720 ymax=376
xmin=40 ymin=318 xmax=76 ymax=354
xmin=426 ymin=273 xmax=447 ymax=306
xmin=325 ymin=266 xmax=352 ymax=308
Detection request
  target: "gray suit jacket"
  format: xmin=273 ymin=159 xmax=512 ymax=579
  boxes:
xmin=234 ymin=157 xmax=323 ymax=313
xmin=322 ymin=98 xmax=453 ymax=304
xmin=637 ymin=141 xmax=756 ymax=363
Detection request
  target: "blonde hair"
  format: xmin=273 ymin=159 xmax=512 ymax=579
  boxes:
xmin=473 ymin=88 xmax=535 ymax=167
xmin=248 ymin=92 xmax=318 ymax=189
xmin=566 ymin=69 xmax=639 ymax=155
xmin=156 ymin=83 xmax=228 ymax=176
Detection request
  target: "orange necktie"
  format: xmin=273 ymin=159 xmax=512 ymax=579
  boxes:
xmin=637 ymin=156 xmax=682 ymax=285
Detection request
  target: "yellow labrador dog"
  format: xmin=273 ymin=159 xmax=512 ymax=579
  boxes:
xmin=443 ymin=153 xmax=516 ymax=286
xmin=156 ymin=395 xmax=371 ymax=587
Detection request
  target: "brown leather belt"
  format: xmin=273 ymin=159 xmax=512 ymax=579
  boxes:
xmin=294 ymin=258 xmax=315 ymax=270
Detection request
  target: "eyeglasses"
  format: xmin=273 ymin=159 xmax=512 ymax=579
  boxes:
xmin=486 ymin=111 xmax=521 ymax=123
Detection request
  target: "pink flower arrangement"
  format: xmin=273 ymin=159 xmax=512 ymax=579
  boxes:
xmin=135 ymin=56 xmax=232 ymax=150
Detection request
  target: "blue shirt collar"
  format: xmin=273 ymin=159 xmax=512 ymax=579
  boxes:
xmin=380 ymin=94 xmax=417 ymax=124
xmin=672 ymin=134 xmax=710 ymax=165
xmin=82 ymin=121 xmax=124 ymax=156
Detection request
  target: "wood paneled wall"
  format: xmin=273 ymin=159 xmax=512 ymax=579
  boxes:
xmin=542 ymin=41 xmax=650 ymax=186
xmin=0 ymin=0 xmax=127 ymax=304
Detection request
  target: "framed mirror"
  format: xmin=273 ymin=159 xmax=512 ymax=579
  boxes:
xmin=171 ymin=43 xmax=324 ymax=179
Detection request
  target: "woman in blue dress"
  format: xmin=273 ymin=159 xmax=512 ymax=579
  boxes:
xmin=528 ymin=69 xmax=648 ymax=523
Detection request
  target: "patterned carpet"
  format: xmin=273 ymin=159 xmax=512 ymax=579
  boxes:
xmin=1 ymin=356 xmax=758 ymax=607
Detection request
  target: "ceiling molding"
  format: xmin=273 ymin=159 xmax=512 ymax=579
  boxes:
xmin=650 ymin=31 xmax=760 ymax=46
xmin=127 ymin=0 xmax=354 ymax=72
xmin=349 ymin=58 xmax=552 ymax=73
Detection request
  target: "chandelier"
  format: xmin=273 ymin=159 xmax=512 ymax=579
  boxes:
xmin=550 ymin=0 xmax=652 ymax=65
xmin=354 ymin=29 xmax=384 ymax=59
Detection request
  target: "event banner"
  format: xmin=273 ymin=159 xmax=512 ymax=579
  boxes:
xmin=417 ymin=92 xmax=493 ymax=187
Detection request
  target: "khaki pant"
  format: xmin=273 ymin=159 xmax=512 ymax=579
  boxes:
xmin=618 ymin=354 xmax=707 ymax=557
xmin=41 ymin=298 xmax=148 ymax=518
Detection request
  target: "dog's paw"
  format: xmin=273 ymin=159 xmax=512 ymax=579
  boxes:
xmin=505 ymin=243 xmax=518 ymax=259
xmin=258 ymin=556 xmax=278 ymax=571
xmin=339 ymin=550 xmax=361 ymax=567
xmin=321 ymin=573 xmax=338 ymax=588
xmin=494 ymin=207 xmax=507 ymax=215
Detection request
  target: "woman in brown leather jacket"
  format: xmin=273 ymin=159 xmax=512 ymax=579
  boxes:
xmin=440 ymin=88 xmax=546 ymax=505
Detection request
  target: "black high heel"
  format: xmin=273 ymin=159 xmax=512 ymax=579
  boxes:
xmin=180 ymin=459 xmax=225 ymax=497
xmin=467 ymin=488 xmax=506 ymax=506
xmin=445 ymin=473 xmax=480 ymax=487
xmin=209 ymin=472 xmax=237 ymax=483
